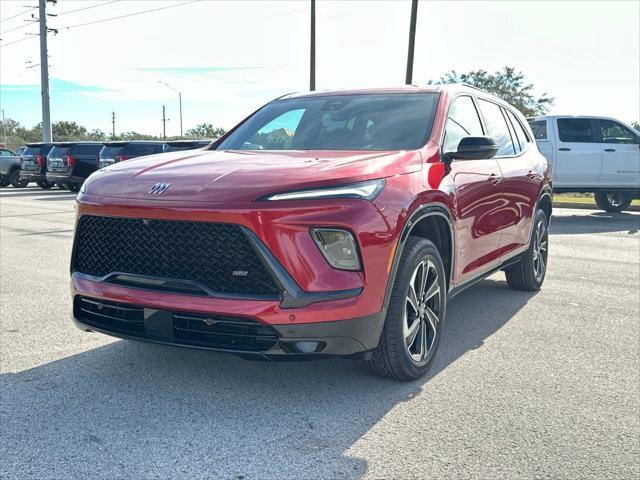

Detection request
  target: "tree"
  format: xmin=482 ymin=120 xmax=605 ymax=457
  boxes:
xmin=52 ymin=121 xmax=87 ymax=141
xmin=631 ymin=121 xmax=640 ymax=132
xmin=428 ymin=66 xmax=554 ymax=117
xmin=185 ymin=123 xmax=226 ymax=139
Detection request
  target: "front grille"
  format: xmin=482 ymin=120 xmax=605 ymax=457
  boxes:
xmin=74 ymin=296 xmax=279 ymax=352
xmin=72 ymin=216 xmax=279 ymax=296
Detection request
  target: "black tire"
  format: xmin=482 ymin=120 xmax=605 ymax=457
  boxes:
xmin=594 ymin=191 xmax=632 ymax=213
xmin=505 ymin=209 xmax=549 ymax=291
xmin=366 ymin=237 xmax=447 ymax=381
xmin=0 ymin=175 xmax=9 ymax=188
xmin=36 ymin=179 xmax=54 ymax=190
xmin=8 ymin=169 xmax=28 ymax=188
xmin=57 ymin=183 xmax=68 ymax=190
xmin=67 ymin=183 xmax=81 ymax=193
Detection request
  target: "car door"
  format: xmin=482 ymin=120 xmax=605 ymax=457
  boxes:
xmin=554 ymin=118 xmax=601 ymax=186
xmin=443 ymin=95 xmax=503 ymax=285
xmin=596 ymin=119 xmax=640 ymax=188
xmin=495 ymin=108 xmax=540 ymax=256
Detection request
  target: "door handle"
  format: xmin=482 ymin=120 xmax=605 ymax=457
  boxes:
xmin=488 ymin=173 xmax=502 ymax=185
xmin=604 ymin=148 xmax=616 ymax=152
xmin=558 ymin=147 xmax=571 ymax=151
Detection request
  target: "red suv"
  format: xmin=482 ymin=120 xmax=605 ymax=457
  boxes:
xmin=71 ymin=85 xmax=551 ymax=380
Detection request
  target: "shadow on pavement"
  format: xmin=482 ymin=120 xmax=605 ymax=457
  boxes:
xmin=0 ymin=279 xmax=536 ymax=479
xmin=550 ymin=211 xmax=639 ymax=235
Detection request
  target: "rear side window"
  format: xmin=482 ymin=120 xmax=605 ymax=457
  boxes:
xmin=477 ymin=99 xmax=516 ymax=156
xmin=0 ymin=149 xmax=14 ymax=157
xmin=528 ymin=120 xmax=547 ymax=140
xmin=442 ymin=96 xmax=484 ymax=153
xmin=557 ymin=119 xmax=595 ymax=143
xmin=72 ymin=144 xmax=103 ymax=155
xmin=506 ymin=110 xmax=530 ymax=152
xmin=125 ymin=144 xmax=163 ymax=156
xmin=598 ymin=120 xmax=638 ymax=144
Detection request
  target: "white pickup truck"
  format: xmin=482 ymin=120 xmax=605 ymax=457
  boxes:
xmin=527 ymin=115 xmax=640 ymax=212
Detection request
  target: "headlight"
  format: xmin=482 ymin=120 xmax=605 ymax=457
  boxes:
xmin=264 ymin=179 xmax=385 ymax=201
xmin=311 ymin=228 xmax=361 ymax=271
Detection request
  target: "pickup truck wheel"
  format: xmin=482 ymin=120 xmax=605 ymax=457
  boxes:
xmin=505 ymin=209 xmax=548 ymax=291
xmin=594 ymin=192 xmax=632 ymax=213
xmin=366 ymin=237 xmax=447 ymax=381
xmin=8 ymin=169 xmax=28 ymax=188
xmin=36 ymin=180 xmax=54 ymax=190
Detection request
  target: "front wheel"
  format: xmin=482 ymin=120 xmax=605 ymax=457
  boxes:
xmin=9 ymin=170 xmax=28 ymax=188
xmin=594 ymin=191 xmax=632 ymax=213
xmin=67 ymin=183 xmax=81 ymax=193
xmin=367 ymin=237 xmax=447 ymax=381
xmin=0 ymin=175 xmax=9 ymax=187
xmin=505 ymin=209 xmax=549 ymax=291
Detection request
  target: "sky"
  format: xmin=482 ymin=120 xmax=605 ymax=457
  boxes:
xmin=1 ymin=0 xmax=639 ymax=137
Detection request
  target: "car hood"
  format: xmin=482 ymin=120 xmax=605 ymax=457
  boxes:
xmin=81 ymin=149 xmax=423 ymax=203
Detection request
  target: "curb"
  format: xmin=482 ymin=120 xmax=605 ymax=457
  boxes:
xmin=553 ymin=201 xmax=640 ymax=211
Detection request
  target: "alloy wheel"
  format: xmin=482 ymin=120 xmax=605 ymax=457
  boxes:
xmin=532 ymin=219 xmax=548 ymax=282
xmin=403 ymin=259 xmax=441 ymax=363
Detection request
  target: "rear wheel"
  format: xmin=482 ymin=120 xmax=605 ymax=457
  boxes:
xmin=9 ymin=169 xmax=28 ymax=188
xmin=67 ymin=183 xmax=81 ymax=193
xmin=594 ymin=191 xmax=632 ymax=212
xmin=0 ymin=175 xmax=9 ymax=187
xmin=36 ymin=179 xmax=54 ymax=189
xmin=367 ymin=237 xmax=447 ymax=381
xmin=505 ymin=209 xmax=549 ymax=291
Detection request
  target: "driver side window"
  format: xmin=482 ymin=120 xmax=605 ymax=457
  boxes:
xmin=443 ymin=96 xmax=484 ymax=153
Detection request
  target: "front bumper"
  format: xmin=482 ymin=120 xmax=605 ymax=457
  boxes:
xmin=72 ymin=294 xmax=385 ymax=359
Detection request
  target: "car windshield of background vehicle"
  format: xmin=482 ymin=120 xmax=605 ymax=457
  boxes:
xmin=599 ymin=120 xmax=637 ymax=144
xmin=100 ymin=146 xmax=124 ymax=158
xmin=21 ymin=146 xmax=39 ymax=157
xmin=217 ymin=93 xmax=439 ymax=151
xmin=557 ymin=118 xmax=595 ymax=142
xmin=477 ymin=99 xmax=516 ymax=156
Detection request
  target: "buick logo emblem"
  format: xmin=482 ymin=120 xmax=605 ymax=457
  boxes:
xmin=148 ymin=183 xmax=171 ymax=195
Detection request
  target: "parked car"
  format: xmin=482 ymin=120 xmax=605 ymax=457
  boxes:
xmin=98 ymin=141 xmax=165 ymax=169
xmin=163 ymin=140 xmax=212 ymax=152
xmin=45 ymin=142 xmax=104 ymax=193
xmin=528 ymin=115 xmax=640 ymax=212
xmin=19 ymin=143 xmax=55 ymax=189
xmin=71 ymin=85 xmax=551 ymax=380
xmin=0 ymin=148 xmax=27 ymax=188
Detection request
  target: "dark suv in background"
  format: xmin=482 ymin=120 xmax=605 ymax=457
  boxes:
xmin=98 ymin=141 xmax=165 ymax=169
xmin=163 ymin=140 xmax=212 ymax=152
xmin=46 ymin=142 xmax=104 ymax=192
xmin=19 ymin=143 xmax=55 ymax=189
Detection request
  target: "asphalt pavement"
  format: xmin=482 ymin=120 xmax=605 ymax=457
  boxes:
xmin=1 ymin=186 xmax=639 ymax=479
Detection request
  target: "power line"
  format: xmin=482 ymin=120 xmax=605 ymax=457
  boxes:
xmin=2 ymin=19 xmax=37 ymax=35
xmin=59 ymin=0 xmax=202 ymax=31
xmin=55 ymin=0 xmax=122 ymax=18
xmin=0 ymin=6 xmax=37 ymax=24
xmin=0 ymin=36 xmax=34 ymax=47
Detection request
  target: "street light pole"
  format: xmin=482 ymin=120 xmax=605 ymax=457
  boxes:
xmin=158 ymin=81 xmax=183 ymax=139
xmin=310 ymin=0 xmax=316 ymax=91
xmin=405 ymin=0 xmax=418 ymax=85
xmin=39 ymin=0 xmax=52 ymax=142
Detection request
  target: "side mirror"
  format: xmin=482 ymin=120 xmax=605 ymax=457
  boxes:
xmin=446 ymin=136 xmax=498 ymax=161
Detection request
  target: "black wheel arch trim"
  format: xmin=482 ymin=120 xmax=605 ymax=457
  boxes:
xmin=381 ymin=203 xmax=455 ymax=313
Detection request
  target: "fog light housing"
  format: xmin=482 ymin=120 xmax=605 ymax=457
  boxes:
xmin=311 ymin=228 xmax=361 ymax=271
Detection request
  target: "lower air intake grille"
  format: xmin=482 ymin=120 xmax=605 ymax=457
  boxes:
xmin=72 ymin=215 xmax=279 ymax=296
xmin=74 ymin=296 xmax=279 ymax=352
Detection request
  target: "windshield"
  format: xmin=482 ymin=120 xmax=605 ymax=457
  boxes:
xmin=21 ymin=146 xmax=40 ymax=157
xmin=217 ymin=93 xmax=439 ymax=151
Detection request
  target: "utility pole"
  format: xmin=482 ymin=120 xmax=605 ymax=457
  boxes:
xmin=405 ymin=0 xmax=418 ymax=85
xmin=39 ymin=0 xmax=52 ymax=142
xmin=111 ymin=112 xmax=116 ymax=139
xmin=158 ymin=81 xmax=182 ymax=139
xmin=310 ymin=0 xmax=315 ymax=91
xmin=162 ymin=105 xmax=166 ymax=141
xmin=1 ymin=110 xmax=6 ymax=147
